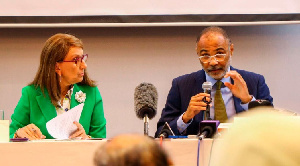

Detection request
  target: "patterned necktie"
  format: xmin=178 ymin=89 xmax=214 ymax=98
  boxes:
xmin=214 ymin=81 xmax=228 ymax=123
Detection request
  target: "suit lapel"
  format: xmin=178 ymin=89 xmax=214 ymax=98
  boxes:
xmin=194 ymin=70 xmax=206 ymax=121
xmin=194 ymin=70 xmax=206 ymax=94
xmin=233 ymin=96 xmax=244 ymax=113
xmin=36 ymin=88 xmax=57 ymax=122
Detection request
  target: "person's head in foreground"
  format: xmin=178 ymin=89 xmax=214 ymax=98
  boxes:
xmin=210 ymin=108 xmax=300 ymax=166
xmin=94 ymin=134 xmax=172 ymax=166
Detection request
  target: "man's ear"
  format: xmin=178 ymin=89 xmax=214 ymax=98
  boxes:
xmin=195 ymin=43 xmax=199 ymax=55
xmin=230 ymin=43 xmax=234 ymax=56
xmin=55 ymin=62 xmax=61 ymax=75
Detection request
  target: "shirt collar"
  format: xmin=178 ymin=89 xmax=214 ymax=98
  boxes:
xmin=205 ymin=67 xmax=231 ymax=86
xmin=56 ymin=85 xmax=74 ymax=108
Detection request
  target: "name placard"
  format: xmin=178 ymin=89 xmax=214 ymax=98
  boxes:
xmin=0 ymin=120 xmax=9 ymax=142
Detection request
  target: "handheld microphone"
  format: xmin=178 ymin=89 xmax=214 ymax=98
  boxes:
xmin=198 ymin=120 xmax=220 ymax=140
xmin=249 ymin=99 xmax=273 ymax=109
xmin=134 ymin=82 xmax=158 ymax=136
xmin=202 ymin=82 xmax=212 ymax=120
xmin=158 ymin=122 xmax=175 ymax=138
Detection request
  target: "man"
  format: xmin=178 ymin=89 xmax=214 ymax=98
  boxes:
xmin=155 ymin=26 xmax=273 ymax=137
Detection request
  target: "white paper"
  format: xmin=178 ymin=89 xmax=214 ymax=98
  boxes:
xmin=46 ymin=103 xmax=84 ymax=139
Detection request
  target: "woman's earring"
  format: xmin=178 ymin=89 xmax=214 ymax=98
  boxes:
xmin=58 ymin=72 xmax=61 ymax=83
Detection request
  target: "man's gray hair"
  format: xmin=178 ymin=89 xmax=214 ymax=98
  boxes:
xmin=196 ymin=26 xmax=231 ymax=44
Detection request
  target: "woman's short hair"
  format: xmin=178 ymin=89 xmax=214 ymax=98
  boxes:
xmin=30 ymin=33 xmax=95 ymax=105
xmin=94 ymin=134 xmax=171 ymax=166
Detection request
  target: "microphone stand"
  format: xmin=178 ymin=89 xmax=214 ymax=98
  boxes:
xmin=144 ymin=114 xmax=149 ymax=136
xmin=198 ymin=131 xmax=208 ymax=140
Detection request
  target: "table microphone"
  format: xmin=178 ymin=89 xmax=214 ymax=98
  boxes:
xmin=134 ymin=82 xmax=158 ymax=136
xmin=249 ymin=99 xmax=273 ymax=109
xmin=198 ymin=120 xmax=220 ymax=140
xmin=158 ymin=122 xmax=175 ymax=138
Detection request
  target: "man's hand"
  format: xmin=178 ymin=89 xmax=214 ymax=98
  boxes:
xmin=182 ymin=93 xmax=210 ymax=123
xmin=224 ymin=70 xmax=252 ymax=103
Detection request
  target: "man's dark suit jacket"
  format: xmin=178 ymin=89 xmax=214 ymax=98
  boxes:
xmin=155 ymin=67 xmax=273 ymax=137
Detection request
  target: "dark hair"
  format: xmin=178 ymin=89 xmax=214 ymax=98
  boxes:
xmin=196 ymin=26 xmax=231 ymax=44
xmin=94 ymin=134 xmax=171 ymax=166
xmin=30 ymin=33 xmax=96 ymax=105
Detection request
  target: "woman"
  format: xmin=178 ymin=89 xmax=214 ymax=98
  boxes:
xmin=9 ymin=33 xmax=106 ymax=140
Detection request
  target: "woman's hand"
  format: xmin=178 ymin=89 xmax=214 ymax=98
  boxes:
xmin=15 ymin=124 xmax=46 ymax=140
xmin=69 ymin=121 xmax=90 ymax=139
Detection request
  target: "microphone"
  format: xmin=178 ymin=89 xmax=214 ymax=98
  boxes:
xmin=134 ymin=82 xmax=158 ymax=136
xmin=158 ymin=122 xmax=175 ymax=138
xmin=249 ymin=99 xmax=273 ymax=109
xmin=198 ymin=120 xmax=220 ymax=140
xmin=202 ymin=82 xmax=212 ymax=120
xmin=249 ymin=100 xmax=297 ymax=115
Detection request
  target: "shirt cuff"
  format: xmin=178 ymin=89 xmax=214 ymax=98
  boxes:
xmin=241 ymin=96 xmax=256 ymax=110
xmin=177 ymin=113 xmax=193 ymax=134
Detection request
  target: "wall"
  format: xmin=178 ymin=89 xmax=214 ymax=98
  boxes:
xmin=1 ymin=25 xmax=299 ymax=138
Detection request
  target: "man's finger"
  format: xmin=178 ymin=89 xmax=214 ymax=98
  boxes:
xmin=190 ymin=101 xmax=208 ymax=107
xmin=224 ymin=82 xmax=233 ymax=90
xmin=190 ymin=105 xmax=207 ymax=112
xmin=224 ymin=70 xmax=239 ymax=79
xmin=192 ymin=96 xmax=210 ymax=102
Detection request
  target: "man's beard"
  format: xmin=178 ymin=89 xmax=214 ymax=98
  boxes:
xmin=204 ymin=57 xmax=231 ymax=80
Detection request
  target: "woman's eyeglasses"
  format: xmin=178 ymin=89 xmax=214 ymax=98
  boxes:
xmin=59 ymin=54 xmax=88 ymax=66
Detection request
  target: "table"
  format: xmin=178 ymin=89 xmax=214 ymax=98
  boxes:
xmin=162 ymin=138 xmax=213 ymax=166
xmin=0 ymin=138 xmax=213 ymax=166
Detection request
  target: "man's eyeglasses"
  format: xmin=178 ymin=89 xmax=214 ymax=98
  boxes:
xmin=198 ymin=54 xmax=226 ymax=64
xmin=59 ymin=54 xmax=88 ymax=65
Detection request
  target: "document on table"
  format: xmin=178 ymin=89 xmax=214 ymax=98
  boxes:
xmin=46 ymin=103 xmax=84 ymax=139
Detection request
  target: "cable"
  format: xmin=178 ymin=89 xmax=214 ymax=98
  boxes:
xmin=197 ymin=139 xmax=201 ymax=166
xmin=208 ymin=138 xmax=216 ymax=166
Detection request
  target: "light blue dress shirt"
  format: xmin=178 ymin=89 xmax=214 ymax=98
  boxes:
xmin=177 ymin=67 xmax=255 ymax=133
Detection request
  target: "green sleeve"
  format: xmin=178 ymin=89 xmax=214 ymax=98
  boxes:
xmin=9 ymin=86 xmax=31 ymax=138
xmin=89 ymin=87 xmax=106 ymax=138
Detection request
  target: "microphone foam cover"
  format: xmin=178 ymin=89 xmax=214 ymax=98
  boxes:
xmin=134 ymin=82 xmax=158 ymax=119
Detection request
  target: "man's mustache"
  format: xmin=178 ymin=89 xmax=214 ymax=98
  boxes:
xmin=207 ymin=66 xmax=224 ymax=71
